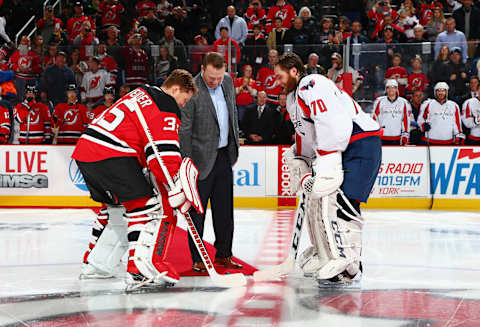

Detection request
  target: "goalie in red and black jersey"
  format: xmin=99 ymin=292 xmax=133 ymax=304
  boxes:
xmin=72 ymin=69 xmax=203 ymax=289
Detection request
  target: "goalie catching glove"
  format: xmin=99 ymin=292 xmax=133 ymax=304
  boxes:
xmin=168 ymin=157 xmax=204 ymax=215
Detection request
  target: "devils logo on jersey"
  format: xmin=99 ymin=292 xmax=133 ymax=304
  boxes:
xmin=18 ymin=57 xmax=31 ymax=69
xmin=275 ymin=8 xmax=289 ymax=21
xmin=90 ymin=76 xmax=101 ymax=89
xmin=63 ymin=109 xmax=79 ymax=125
xmin=264 ymin=75 xmax=278 ymax=90
xmin=28 ymin=110 xmax=41 ymax=124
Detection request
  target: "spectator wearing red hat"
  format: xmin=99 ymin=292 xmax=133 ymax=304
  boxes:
xmin=235 ymin=65 xmax=258 ymax=122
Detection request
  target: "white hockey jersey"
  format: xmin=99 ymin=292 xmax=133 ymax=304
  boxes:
xmin=80 ymin=69 xmax=115 ymax=105
xmin=286 ymin=74 xmax=381 ymax=157
xmin=418 ymin=99 xmax=463 ymax=143
xmin=372 ymin=96 xmax=411 ymax=140
xmin=462 ymin=97 xmax=480 ymax=140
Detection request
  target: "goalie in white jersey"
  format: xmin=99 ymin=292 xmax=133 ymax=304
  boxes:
xmin=372 ymin=79 xmax=411 ymax=145
xmin=275 ymin=53 xmax=382 ymax=283
xmin=417 ymin=82 xmax=465 ymax=145
xmin=461 ymin=93 xmax=480 ymax=145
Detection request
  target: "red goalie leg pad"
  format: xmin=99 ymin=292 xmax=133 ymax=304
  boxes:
xmin=83 ymin=204 xmax=108 ymax=264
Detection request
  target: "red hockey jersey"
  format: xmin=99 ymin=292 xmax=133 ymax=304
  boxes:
xmin=99 ymin=54 xmax=118 ymax=75
xmin=407 ymin=72 xmax=429 ymax=93
xmin=245 ymin=7 xmax=267 ymax=36
xmin=266 ymin=3 xmax=296 ymax=33
xmin=66 ymin=15 xmax=96 ymax=41
xmin=121 ymin=47 xmax=149 ymax=87
xmin=88 ymin=102 xmax=111 ymax=123
xmin=385 ymin=66 xmax=408 ymax=97
xmin=418 ymin=2 xmax=443 ymax=26
xmin=53 ymin=102 xmax=90 ymax=144
xmin=13 ymin=101 xmax=52 ymax=144
xmin=136 ymin=1 xmax=156 ymax=17
xmin=8 ymin=50 xmax=42 ymax=80
xmin=0 ymin=105 xmax=10 ymax=144
xmin=99 ymin=1 xmax=124 ymax=28
xmin=72 ymin=85 xmax=182 ymax=185
xmin=256 ymin=65 xmax=283 ymax=104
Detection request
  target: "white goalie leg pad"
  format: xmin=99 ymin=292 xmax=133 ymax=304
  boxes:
xmin=284 ymin=144 xmax=312 ymax=195
xmin=84 ymin=205 xmax=128 ymax=277
xmin=303 ymin=191 xmax=363 ymax=280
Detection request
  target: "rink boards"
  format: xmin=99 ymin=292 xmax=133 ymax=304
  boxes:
xmin=0 ymin=145 xmax=478 ymax=210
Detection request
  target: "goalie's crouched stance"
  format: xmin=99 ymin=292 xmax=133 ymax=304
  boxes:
xmin=286 ymin=137 xmax=381 ymax=283
xmin=71 ymin=70 xmax=201 ymax=289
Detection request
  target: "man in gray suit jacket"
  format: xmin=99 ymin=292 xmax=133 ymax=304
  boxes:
xmin=179 ymin=52 xmax=242 ymax=272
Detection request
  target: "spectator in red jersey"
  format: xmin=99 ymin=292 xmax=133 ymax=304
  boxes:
xmin=213 ymin=27 xmax=241 ymax=72
xmin=0 ymin=92 xmax=10 ymax=144
xmin=385 ymin=53 xmax=408 ymax=97
xmin=73 ymin=21 xmax=100 ymax=61
xmin=235 ymin=64 xmax=258 ymax=122
xmin=266 ymin=17 xmax=286 ymax=52
xmin=256 ymin=49 xmax=283 ymax=105
xmin=37 ymin=5 xmax=62 ymax=45
xmin=244 ymin=0 xmax=267 ymax=38
xmin=12 ymin=85 xmax=52 ymax=144
xmin=244 ymin=24 xmax=267 ymax=73
xmin=136 ymin=0 xmax=156 ymax=18
xmin=371 ymin=13 xmax=406 ymax=40
xmin=122 ymin=33 xmax=149 ymax=88
xmin=66 ymin=1 xmax=96 ymax=42
xmin=339 ymin=16 xmax=352 ymax=40
xmin=53 ymin=84 xmax=89 ymax=144
xmin=190 ymin=35 xmax=210 ymax=75
xmin=97 ymin=41 xmax=118 ymax=77
xmin=265 ymin=0 xmax=296 ymax=33
xmin=8 ymin=35 xmax=42 ymax=102
xmin=88 ymin=86 xmax=115 ymax=122
xmin=407 ymin=56 xmax=429 ymax=95
xmin=98 ymin=0 xmax=124 ymax=31
xmin=419 ymin=0 xmax=443 ymax=26
xmin=138 ymin=7 xmax=164 ymax=44
xmin=368 ymin=0 xmax=399 ymax=32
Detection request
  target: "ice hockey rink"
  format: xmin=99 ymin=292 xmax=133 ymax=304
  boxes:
xmin=0 ymin=207 xmax=480 ymax=327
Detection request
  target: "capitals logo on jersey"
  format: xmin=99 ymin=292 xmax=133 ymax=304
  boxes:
xmin=300 ymin=80 xmax=315 ymax=91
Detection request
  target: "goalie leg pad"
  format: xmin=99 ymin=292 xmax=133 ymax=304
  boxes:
xmin=124 ymin=192 xmax=179 ymax=285
xmin=303 ymin=191 xmax=363 ymax=280
xmin=82 ymin=205 xmax=128 ymax=278
xmin=83 ymin=205 xmax=108 ymax=264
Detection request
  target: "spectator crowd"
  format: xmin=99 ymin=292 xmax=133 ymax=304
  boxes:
xmin=0 ymin=0 xmax=479 ymax=146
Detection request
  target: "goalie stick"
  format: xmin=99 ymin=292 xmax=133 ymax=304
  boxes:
xmin=126 ymin=98 xmax=246 ymax=288
xmin=253 ymin=192 xmax=306 ymax=282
